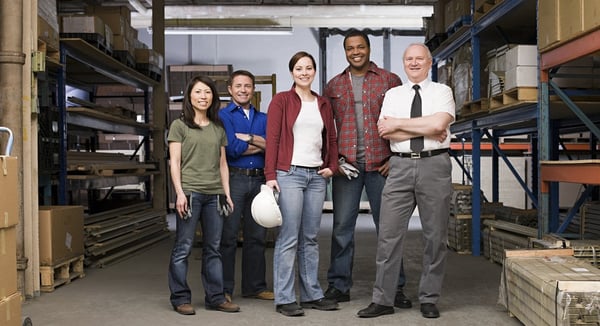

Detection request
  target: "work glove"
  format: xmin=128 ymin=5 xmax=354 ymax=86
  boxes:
xmin=338 ymin=157 xmax=359 ymax=180
xmin=218 ymin=194 xmax=233 ymax=217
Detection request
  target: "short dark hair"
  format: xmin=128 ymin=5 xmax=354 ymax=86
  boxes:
xmin=343 ymin=29 xmax=370 ymax=49
xmin=288 ymin=51 xmax=317 ymax=72
xmin=228 ymin=70 xmax=255 ymax=87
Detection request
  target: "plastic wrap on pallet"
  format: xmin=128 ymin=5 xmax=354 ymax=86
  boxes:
xmin=502 ymin=253 xmax=600 ymax=326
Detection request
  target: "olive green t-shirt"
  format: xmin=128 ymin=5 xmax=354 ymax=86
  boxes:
xmin=167 ymin=119 xmax=227 ymax=194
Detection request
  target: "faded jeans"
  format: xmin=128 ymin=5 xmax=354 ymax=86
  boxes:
xmin=273 ymin=166 xmax=327 ymax=305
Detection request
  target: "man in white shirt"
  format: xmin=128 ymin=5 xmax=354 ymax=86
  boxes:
xmin=357 ymin=43 xmax=455 ymax=319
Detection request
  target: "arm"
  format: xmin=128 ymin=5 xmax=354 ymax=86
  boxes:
xmin=169 ymin=141 xmax=188 ymax=218
xmin=235 ymin=133 xmax=265 ymax=151
xmin=219 ymin=146 xmax=234 ymax=211
xmin=378 ymin=112 xmax=452 ymax=142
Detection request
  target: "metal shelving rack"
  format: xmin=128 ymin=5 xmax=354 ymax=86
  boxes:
xmin=538 ymin=28 xmax=600 ymax=236
xmin=433 ymin=0 xmax=538 ymax=255
xmin=57 ymin=38 xmax=159 ymax=205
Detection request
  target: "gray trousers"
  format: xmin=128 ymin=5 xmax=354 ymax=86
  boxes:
xmin=372 ymin=153 xmax=452 ymax=306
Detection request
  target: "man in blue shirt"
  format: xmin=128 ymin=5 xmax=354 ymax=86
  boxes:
xmin=219 ymin=70 xmax=273 ymax=302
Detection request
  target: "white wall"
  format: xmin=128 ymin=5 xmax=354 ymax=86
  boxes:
xmin=139 ymin=28 xmax=424 ymax=112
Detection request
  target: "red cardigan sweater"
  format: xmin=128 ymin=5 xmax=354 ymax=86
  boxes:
xmin=264 ymin=86 xmax=339 ymax=181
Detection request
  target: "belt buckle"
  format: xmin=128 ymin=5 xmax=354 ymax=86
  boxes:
xmin=410 ymin=152 xmax=421 ymax=159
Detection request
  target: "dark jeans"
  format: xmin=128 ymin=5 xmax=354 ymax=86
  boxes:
xmin=328 ymin=164 xmax=406 ymax=293
xmin=168 ymin=192 xmax=226 ymax=307
xmin=220 ymin=172 xmax=268 ymax=296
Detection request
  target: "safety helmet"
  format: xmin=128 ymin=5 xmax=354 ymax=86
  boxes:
xmin=251 ymin=185 xmax=282 ymax=228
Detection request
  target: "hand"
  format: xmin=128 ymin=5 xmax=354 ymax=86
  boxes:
xmin=235 ymin=133 xmax=252 ymax=142
xmin=377 ymin=160 xmax=390 ymax=177
xmin=318 ymin=168 xmax=334 ymax=178
xmin=176 ymin=194 xmax=189 ymax=219
xmin=433 ymin=129 xmax=448 ymax=143
xmin=266 ymin=180 xmax=280 ymax=193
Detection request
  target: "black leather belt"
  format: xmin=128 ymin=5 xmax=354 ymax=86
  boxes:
xmin=229 ymin=166 xmax=264 ymax=176
xmin=395 ymin=148 xmax=448 ymax=159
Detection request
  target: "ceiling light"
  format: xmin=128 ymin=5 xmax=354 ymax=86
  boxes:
xmin=149 ymin=26 xmax=293 ymax=35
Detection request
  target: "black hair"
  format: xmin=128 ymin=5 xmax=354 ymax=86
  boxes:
xmin=180 ymin=75 xmax=223 ymax=129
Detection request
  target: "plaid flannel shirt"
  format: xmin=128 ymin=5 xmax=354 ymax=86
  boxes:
xmin=324 ymin=62 xmax=402 ymax=172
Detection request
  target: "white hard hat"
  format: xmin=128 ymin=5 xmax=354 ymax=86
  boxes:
xmin=251 ymin=185 xmax=282 ymax=228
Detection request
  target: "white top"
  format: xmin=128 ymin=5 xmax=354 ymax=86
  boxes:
xmin=292 ymin=100 xmax=324 ymax=167
xmin=380 ymin=79 xmax=455 ymax=153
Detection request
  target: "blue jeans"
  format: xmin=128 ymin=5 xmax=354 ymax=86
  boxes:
xmin=220 ymin=172 xmax=267 ymax=297
xmin=273 ymin=166 xmax=327 ymax=305
xmin=168 ymin=192 xmax=226 ymax=308
xmin=328 ymin=163 xmax=406 ymax=293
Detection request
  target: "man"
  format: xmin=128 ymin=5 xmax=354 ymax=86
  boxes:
xmin=323 ymin=29 xmax=410 ymax=309
xmin=218 ymin=70 xmax=273 ymax=303
xmin=357 ymin=43 xmax=454 ymax=319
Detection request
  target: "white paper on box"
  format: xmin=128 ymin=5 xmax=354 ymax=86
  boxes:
xmin=65 ymin=232 xmax=72 ymax=250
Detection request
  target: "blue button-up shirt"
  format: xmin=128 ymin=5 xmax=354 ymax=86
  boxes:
xmin=218 ymin=102 xmax=267 ymax=169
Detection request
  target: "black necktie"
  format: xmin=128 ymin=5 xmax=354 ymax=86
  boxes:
xmin=410 ymin=84 xmax=424 ymax=152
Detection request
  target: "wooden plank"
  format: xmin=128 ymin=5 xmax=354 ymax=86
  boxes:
xmin=504 ymin=248 xmax=574 ymax=258
xmin=40 ymin=255 xmax=85 ymax=292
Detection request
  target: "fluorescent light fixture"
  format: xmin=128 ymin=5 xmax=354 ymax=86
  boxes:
xmin=151 ymin=26 xmax=293 ymax=35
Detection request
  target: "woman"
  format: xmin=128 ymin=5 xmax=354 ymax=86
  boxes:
xmin=167 ymin=75 xmax=239 ymax=315
xmin=264 ymin=51 xmax=339 ymax=317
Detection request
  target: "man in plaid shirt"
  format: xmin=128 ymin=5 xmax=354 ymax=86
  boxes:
xmin=323 ymin=29 xmax=411 ymax=309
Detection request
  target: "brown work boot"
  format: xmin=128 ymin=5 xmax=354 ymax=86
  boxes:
xmin=244 ymin=290 xmax=274 ymax=300
xmin=173 ymin=303 xmax=195 ymax=315
xmin=208 ymin=301 xmax=240 ymax=313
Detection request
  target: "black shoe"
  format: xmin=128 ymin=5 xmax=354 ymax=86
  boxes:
xmin=300 ymin=298 xmax=339 ymax=311
xmin=324 ymin=287 xmax=350 ymax=302
xmin=420 ymin=303 xmax=440 ymax=318
xmin=394 ymin=289 xmax=412 ymax=309
xmin=276 ymin=302 xmax=305 ymax=317
xmin=357 ymin=302 xmax=394 ymax=318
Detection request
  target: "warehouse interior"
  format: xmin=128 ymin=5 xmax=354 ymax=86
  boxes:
xmin=1 ymin=0 xmax=600 ymax=325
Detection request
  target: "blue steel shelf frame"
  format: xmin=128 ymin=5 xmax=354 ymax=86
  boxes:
xmin=434 ymin=0 xmax=535 ymax=255
xmin=539 ymin=29 xmax=600 ymax=237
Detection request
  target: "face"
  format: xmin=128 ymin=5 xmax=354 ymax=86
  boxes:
xmin=228 ymin=75 xmax=254 ymax=107
xmin=344 ymin=35 xmax=370 ymax=71
xmin=403 ymin=44 xmax=432 ymax=84
xmin=291 ymin=56 xmax=316 ymax=88
xmin=190 ymin=81 xmax=213 ymax=112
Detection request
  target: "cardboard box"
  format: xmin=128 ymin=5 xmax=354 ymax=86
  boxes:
xmin=0 ymin=156 xmax=18 ymax=229
xmin=61 ymin=15 xmax=106 ymax=36
xmin=504 ymin=66 xmax=538 ymax=90
xmin=559 ymin=0 xmax=584 ymax=43
xmin=505 ymin=45 xmax=538 ymax=70
xmin=39 ymin=206 xmax=84 ymax=266
xmin=0 ymin=227 xmax=17 ymax=299
xmin=538 ymin=0 xmax=559 ymax=50
xmin=0 ymin=292 xmax=21 ymax=326
xmin=584 ymin=0 xmax=600 ymax=32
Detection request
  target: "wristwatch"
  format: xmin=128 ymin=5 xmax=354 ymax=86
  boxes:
xmin=247 ymin=134 xmax=254 ymax=144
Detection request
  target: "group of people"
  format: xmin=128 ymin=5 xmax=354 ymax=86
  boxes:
xmin=166 ymin=29 xmax=455 ymax=320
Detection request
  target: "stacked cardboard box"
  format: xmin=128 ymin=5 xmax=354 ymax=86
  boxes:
xmin=539 ymin=0 xmax=600 ymax=51
xmin=0 ymin=156 xmax=22 ymax=326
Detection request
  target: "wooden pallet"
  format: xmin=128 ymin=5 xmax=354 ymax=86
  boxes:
xmin=459 ymin=98 xmax=490 ymax=119
xmin=490 ymin=87 xmax=538 ymax=110
xmin=40 ymin=255 xmax=85 ymax=292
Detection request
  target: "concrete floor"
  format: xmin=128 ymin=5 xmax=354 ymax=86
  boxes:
xmin=22 ymin=213 xmax=523 ymax=326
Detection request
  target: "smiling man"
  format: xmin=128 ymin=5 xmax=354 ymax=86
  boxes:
xmin=357 ymin=42 xmax=455 ymax=319
xmin=323 ymin=29 xmax=410 ymax=309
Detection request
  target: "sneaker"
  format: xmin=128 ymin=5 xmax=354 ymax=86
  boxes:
xmin=207 ymin=301 xmax=240 ymax=313
xmin=394 ymin=289 xmax=412 ymax=309
xmin=243 ymin=290 xmax=274 ymax=300
xmin=300 ymin=298 xmax=339 ymax=311
xmin=276 ymin=302 xmax=305 ymax=317
xmin=173 ymin=303 xmax=196 ymax=315
xmin=324 ymin=287 xmax=350 ymax=302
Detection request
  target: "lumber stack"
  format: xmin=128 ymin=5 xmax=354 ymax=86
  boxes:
xmin=483 ymin=219 xmax=535 ymax=264
xmin=447 ymin=184 xmax=494 ymax=254
xmin=502 ymin=249 xmax=600 ymax=326
xmin=84 ymin=203 xmax=170 ymax=267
